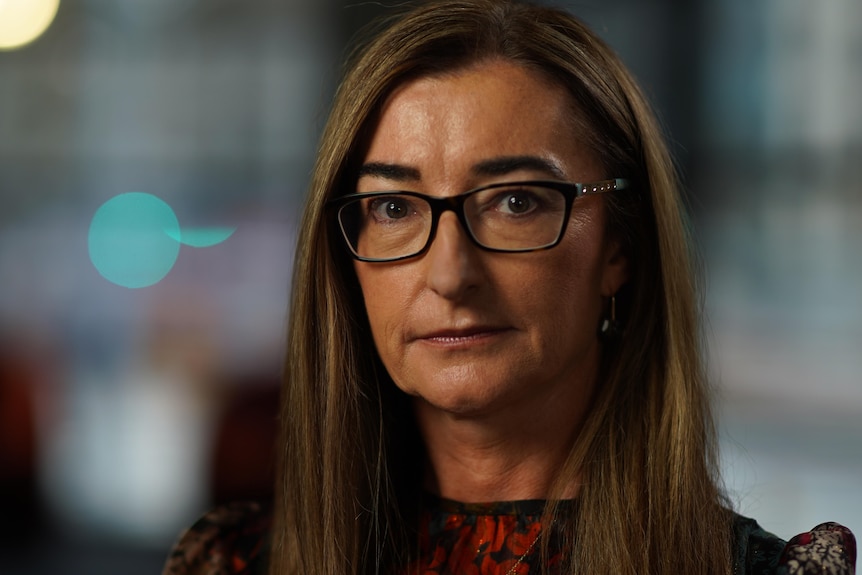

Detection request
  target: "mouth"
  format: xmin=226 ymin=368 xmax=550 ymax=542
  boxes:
xmin=415 ymin=326 xmax=511 ymax=346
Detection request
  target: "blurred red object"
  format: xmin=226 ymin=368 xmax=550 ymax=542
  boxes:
xmin=0 ymin=346 xmax=43 ymax=546
xmin=210 ymin=375 xmax=280 ymax=506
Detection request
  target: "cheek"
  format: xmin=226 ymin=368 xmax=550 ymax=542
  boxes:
xmin=546 ymin=262 xmax=600 ymax=326
xmin=512 ymin=233 xmax=606 ymax=337
xmin=355 ymin=266 xmax=411 ymax=356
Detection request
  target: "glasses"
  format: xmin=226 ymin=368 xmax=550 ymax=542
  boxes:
xmin=330 ymin=178 xmax=629 ymax=262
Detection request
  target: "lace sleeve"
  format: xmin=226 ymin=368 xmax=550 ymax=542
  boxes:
xmin=162 ymin=501 xmax=271 ymax=575
xmin=776 ymin=522 xmax=856 ymax=575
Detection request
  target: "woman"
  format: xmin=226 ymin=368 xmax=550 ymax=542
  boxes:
xmin=164 ymin=1 xmax=855 ymax=574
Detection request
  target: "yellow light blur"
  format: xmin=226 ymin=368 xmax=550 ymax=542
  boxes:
xmin=0 ymin=0 xmax=61 ymax=51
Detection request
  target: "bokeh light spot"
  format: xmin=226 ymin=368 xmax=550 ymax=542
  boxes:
xmin=88 ymin=193 xmax=181 ymax=289
xmin=165 ymin=227 xmax=236 ymax=248
xmin=0 ymin=0 xmax=61 ymax=50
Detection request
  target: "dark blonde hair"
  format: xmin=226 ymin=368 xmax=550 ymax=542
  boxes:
xmin=271 ymin=1 xmax=732 ymax=574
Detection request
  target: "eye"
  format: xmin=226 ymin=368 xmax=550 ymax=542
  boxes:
xmin=501 ymin=191 xmax=535 ymax=214
xmin=368 ymin=196 xmax=414 ymax=221
xmin=493 ymin=189 xmax=541 ymax=216
xmin=470 ymin=185 xmax=563 ymax=221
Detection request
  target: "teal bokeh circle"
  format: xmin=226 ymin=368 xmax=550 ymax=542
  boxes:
xmin=88 ymin=192 xmax=181 ymax=288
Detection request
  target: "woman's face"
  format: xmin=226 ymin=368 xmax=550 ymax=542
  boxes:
xmin=353 ymin=60 xmax=629 ymax=417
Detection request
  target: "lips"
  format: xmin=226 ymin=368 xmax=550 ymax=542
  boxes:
xmin=415 ymin=325 xmax=511 ymax=344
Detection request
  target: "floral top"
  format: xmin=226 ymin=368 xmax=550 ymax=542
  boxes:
xmin=162 ymin=500 xmax=856 ymax=575
xmin=401 ymin=497 xmax=569 ymax=574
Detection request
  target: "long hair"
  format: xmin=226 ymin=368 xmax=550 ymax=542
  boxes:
xmin=270 ymin=1 xmax=732 ymax=574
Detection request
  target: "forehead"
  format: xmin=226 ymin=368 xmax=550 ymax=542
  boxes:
xmin=359 ymin=60 xmax=600 ymax=187
xmin=379 ymin=61 xmax=577 ymax=141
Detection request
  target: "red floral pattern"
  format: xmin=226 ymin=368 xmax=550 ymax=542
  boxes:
xmin=399 ymin=497 xmax=567 ymax=575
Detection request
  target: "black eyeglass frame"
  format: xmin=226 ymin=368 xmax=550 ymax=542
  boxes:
xmin=329 ymin=178 xmax=630 ymax=263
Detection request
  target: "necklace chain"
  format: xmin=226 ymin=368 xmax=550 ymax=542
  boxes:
xmin=502 ymin=529 xmax=542 ymax=575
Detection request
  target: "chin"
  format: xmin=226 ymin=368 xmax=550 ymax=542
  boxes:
xmin=410 ymin=378 xmax=519 ymax=418
xmin=394 ymin=358 xmax=540 ymax=417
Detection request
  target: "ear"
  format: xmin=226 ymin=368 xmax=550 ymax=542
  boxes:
xmin=600 ymin=237 xmax=630 ymax=297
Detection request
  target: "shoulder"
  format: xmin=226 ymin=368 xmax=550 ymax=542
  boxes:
xmin=776 ymin=522 xmax=856 ymax=575
xmin=162 ymin=501 xmax=272 ymax=575
xmin=733 ymin=514 xmax=856 ymax=575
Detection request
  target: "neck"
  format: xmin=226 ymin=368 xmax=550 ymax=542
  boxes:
xmin=414 ymin=376 xmax=594 ymax=503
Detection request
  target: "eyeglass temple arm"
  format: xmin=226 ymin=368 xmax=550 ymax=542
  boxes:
xmin=581 ymin=178 xmax=629 ymax=195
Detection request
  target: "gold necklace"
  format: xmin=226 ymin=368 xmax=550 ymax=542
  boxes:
xmin=502 ymin=529 xmax=542 ymax=575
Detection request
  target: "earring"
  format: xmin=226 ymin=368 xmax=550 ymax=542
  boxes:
xmin=599 ymin=294 xmax=621 ymax=342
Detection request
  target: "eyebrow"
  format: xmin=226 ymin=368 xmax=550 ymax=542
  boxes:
xmin=471 ymin=155 xmax=567 ymax=180
xmin=356 ymin=155 xmax=567 ymax=184
xmin=357 ymin=162 xmax=421 ymax=182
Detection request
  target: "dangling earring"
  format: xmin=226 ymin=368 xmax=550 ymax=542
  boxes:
xmin=599 ymin=294 xmax=621 ymax=342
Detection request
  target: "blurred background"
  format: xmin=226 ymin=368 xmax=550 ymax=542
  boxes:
xmin=0 ymin=0 xmax=859 ymax=573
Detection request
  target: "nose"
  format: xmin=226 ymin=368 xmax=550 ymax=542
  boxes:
xmin=424 ymin=210 xmax=483 ymax=300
